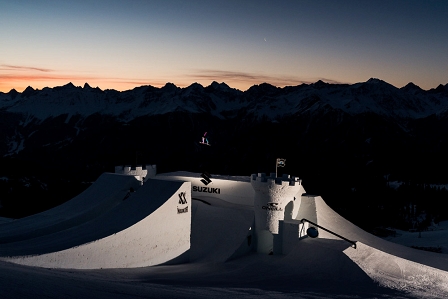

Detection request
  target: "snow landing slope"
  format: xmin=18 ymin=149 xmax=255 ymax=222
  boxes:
xmin=307 ymin=195 xmax=448 ymax=298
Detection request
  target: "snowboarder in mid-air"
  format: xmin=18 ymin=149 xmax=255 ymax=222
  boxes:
xmin=200 ymin=132 xmax=210 ymax=146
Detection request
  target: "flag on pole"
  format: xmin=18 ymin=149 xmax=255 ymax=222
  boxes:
xmin=277 ymin=158 xmax=286 ymax=167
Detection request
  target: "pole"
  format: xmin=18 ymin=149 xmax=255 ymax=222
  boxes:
xmin=276 ymin=158 xmax=285 ymax=177
xmin=275 ymin=158 xmax=278 ymax=178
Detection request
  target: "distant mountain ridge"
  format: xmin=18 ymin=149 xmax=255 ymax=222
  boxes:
xmin=1 ymin=79 xmax=448 ymax=122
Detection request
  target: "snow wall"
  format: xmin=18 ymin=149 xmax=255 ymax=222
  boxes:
xmin=273 ymin=194 xmax=317 ymax=255
xmin=115 ymin=164 xmax=157 ymax=181
xmin=156 ymin=172 xmax=308 ymax=255
xmin=0 ymin=179 xmax=191 ymax=269
xmin=155 ymin=172 xmax=254 ymax=206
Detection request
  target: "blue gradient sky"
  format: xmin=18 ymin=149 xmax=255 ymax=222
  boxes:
xmin=1 ymin=0 xmax=447 ymax=92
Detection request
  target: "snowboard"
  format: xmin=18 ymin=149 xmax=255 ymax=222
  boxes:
xmin=199 ymin=142 xmax=211 ymax=146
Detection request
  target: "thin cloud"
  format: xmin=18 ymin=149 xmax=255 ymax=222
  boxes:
xmin=0 ymin=74 xmax=105 ymax=88
xmin=0 ymin=72 xmax=100 ymax=92
xmin=190 ymin=69 xmax=302 ymax=85
xmin=0 ymin=74 xmax=84 ymax=81
xmin=188 ymin=69 xmax=345 ymax=88
xmin=111 ymin=79 xmax=169 ymax=87
xmin=0 ymin=64 xmax=166 ymax=89
xmin=0 ymin=64 xmax=53 ymax=72
xmin=0 ymin=73 xmax=157 ymax=85
xmin=315 ymin=78 xmax=346 ymax=85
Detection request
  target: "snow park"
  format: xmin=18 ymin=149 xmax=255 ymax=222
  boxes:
xmin=1 ymin=163 xmax=448 ymax=299
xmin=3 ymin=0 xmax=448 ymax=297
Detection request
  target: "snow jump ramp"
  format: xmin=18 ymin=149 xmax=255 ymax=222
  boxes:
xmin=311 ymin=195 xmax=448 ymax=270
xmin=0 ymin=179 xmax=191 ymax=269
xmin=288 ymin=195 xmax=448 ymax=296
xmin=0 ymin=173 xmax=142 ymax=244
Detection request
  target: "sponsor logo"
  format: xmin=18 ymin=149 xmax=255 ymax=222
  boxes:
xmin=177 ymin=192 xmax=188 ymax=214
xmin=177 ymin=206 xmax=188 ymax=214
xmin=200 ymin=172 xmax=212 ymax=185
xmin=262 ymin=202 xmax=283 ymax=211
xmin=192 ymin=186 xmax=221 ymax=194
xmin=178 ymin=192 xmax=188 ymax=204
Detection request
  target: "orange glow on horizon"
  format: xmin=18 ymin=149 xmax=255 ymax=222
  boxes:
xmin=0 ymin=74 xmax=174 ymax=93
xmin=0 ymin=64 xmax=326 ymax=93
xmin=4 ymin=66 xmax=418 ymax=93
xmin=0 ymin=74 xmax=256 ymax=93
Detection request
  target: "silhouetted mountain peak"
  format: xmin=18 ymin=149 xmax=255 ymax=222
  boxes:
xmin=161 ymin=82 xmax=178 ymax=92
xmin=311 ymin=80 xmax=329 ymax=89
xmin=434 ymin=84 xmax=448 ymax=93
xmin=5 ymin=88 xmax=19 ymax=100
xmin=367 ymin=78 xmax=396 ymax=87
xmin=209 ymin=81 xmax=230 ymax=90
xmin=401 ymin=82 xmax=423 ymax=93
xmin=8 ymin=88 xmax=18 ymax=95
xmin=354 ymin=78 xmax=398 ymax=93
xmin=63 ymin=82 xmax=76 ymax=89
xmin=186 ymin=82 xmax=204 ymax=90
xmin=83 ymin=83 xmax=103 ymax=93
xmin=246 ymin=83 xmax=278 ymax=95
xmin=366 ymin=78 xmax=384 ymax=84
xmin=22 ymin=86 xmax=36 ymax=97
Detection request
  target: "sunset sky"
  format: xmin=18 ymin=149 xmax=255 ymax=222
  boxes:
xmin=1 ymin=0 xmax=448 ymax=92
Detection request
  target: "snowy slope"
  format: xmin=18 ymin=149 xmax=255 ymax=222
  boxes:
xmin=383 ymin=221 xmax=448 ymax=254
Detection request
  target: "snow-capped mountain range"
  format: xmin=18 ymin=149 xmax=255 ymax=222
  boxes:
xmin=1 ymin=79 xmax=448 ymax=122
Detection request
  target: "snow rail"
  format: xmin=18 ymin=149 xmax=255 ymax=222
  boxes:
xmin=300 ymin=218 xmax=357 ymax=249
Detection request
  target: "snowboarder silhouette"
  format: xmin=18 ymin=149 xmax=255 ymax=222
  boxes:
xmin=200 ymin=132 xmax=210 ymax=145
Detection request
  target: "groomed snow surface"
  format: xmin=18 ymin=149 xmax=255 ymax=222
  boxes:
xmin=1 ymin=172 xmax=448 ymax=298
